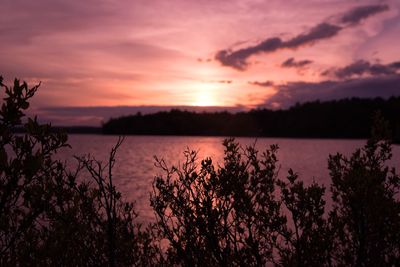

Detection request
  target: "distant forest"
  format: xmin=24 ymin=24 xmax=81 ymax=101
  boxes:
xmin=102 ymin=97 xmax=400 ymax=142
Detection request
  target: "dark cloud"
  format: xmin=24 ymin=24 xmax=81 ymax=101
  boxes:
xmin=324 ymin=60 xmax=400 ymax=79
xmin=281 ymin=58 xmax=313 ymax=68
xmin=216 ymin=5 xmax=389 ymax=70
xmin=333 ymin=60 xmax=371 ymax=78
xmin=389 ymin=61 xmax=400 ymax=69
xmin=284 ymin=23 xmax=342 ymax=48
xmin=261 ymin=74 xmax=400 ymax=109
xmin=215 ymin=38 xmax=283 ymax=70
xmin=248 ymin=81 xmax=274 ymax=87
xmin=340 ymin=4 xmax=389 ymax=25
xmin=215 ymin=24 xmax=339 ymax=70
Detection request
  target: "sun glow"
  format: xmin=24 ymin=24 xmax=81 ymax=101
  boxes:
xmin=192 ymin=88 xmax=219 ymax=106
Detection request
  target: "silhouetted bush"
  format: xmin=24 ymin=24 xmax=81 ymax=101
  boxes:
xmin=151 ymin=140 xmax=285 ymax=265
xmin=276 ymin=170 xmax=332 ymax=266
xmin=0 ymin=77 xmax=159 ymax=266
xmin=328 ymin=113 xmax=400 ymax=266
xmin=150 ymin=140 xmax=335 ymax=266
xmin=151 ymin=115 xmax=399 ymax=266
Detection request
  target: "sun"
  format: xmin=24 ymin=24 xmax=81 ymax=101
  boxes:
xmin=192 ymin=89 xmax=218 ymax=106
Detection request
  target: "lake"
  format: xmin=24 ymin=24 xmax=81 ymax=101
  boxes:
xmin=59 ymin=135 xmax=400 ymax=222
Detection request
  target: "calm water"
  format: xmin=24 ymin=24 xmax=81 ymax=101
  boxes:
xmin=59 ymin=135 xmax=400 ymax=222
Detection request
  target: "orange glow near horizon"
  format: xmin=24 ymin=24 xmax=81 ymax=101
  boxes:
xmin=1 ymin=0 xmax=399 ymax=125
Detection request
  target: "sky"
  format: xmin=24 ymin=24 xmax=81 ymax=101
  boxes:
xmin=0 ymin=0 xmax=399 ymax=125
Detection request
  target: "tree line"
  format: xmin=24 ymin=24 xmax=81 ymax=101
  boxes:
xmin=103 ymin=97 xmax=400 ymax=143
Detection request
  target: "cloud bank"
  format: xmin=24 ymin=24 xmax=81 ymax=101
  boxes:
xmin=261 ymin=74 xmax=400 ymax=109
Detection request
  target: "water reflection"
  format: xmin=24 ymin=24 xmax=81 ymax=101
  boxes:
xmin=59 ymin=135 xmax=400 ymax=223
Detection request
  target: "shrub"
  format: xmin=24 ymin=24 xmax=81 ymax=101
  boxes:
xmin=151 ymin=139 xmax=285 ymax=266
xmin=328 ymin=113 xmax=400 ymax=266
xmin=277 ymin=170 xmax=332 ymax=267
xmin=151 ymin=115 xmax=400 ymax=266
xmin=0 ymin=77 xmax=158 ymax=266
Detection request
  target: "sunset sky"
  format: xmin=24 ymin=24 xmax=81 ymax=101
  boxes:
xmin=1 ymin=0 xmax=399 ymax=125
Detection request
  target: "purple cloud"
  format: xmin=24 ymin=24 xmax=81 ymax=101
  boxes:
xmin=216 ymin=5 xmax=389 ymax=70
xmin=324 ymin=60 xmax=400 ymax=79
xmin=281 ymin=58 xmax=313 ymax=68
xmin=340 ymin=4 xmax=389 ymax=25
xmin=284 ymin=23 xmax=341 ymax=48
xmin=262 ymin=74 xmax=400 ymax=109
xmin=389 ymin=61 xmax=400 ymax=69
xmin=215 ymin=38 xmax=283 ymax=70
xmin=215 ymin=24 xmax=340 ymax=70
